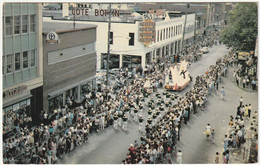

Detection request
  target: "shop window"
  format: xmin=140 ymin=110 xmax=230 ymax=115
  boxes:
xmin=14 ymin=16 xmax=21 ymax=34
xmin=31 ymin=49 xmax=36 ymax=67
xmin=22 ymin=15 xmax=28 ymax=33
xmin=101 ymin=53 xmax=119 ymax=69
xmin=110 ymin=32 xmax=113 ymax=44
xmin=23 ymin=51 xmax=28 ymax=69
xmin=6 ymin=54 xmax=13 ymax=73
xmin=129 ymin=33 xmax=134 ymax=46
xmin=122 ymin=55 xmax=141 ymax=70
xmin=156 ymin=48 xmax=160 ymax=58
xmin=48 ymin=94 xmax=63 ymax=114
xmin=5 ymin=16 xmax=13 ymax=35
xmin=15 ymin=52 xmax=21 ymax=71
xmin=30 ymin=15 xmax=35 ymax=32
xmin=166 ymin=45 xmax=169 ymax=56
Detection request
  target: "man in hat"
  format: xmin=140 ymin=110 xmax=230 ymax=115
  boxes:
xmin=122 ymin=114 xmax=128 ymax=131
xmin=113 ymin=113 xmax=118 ymax=129
xmin=138 ymin=116 xmax=144 ymax=132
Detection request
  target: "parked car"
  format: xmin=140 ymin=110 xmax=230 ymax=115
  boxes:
xmin=44 ymin=4 xmax=61 ymax=10
xmin=200 ymin=47 xmax=209 ymax=54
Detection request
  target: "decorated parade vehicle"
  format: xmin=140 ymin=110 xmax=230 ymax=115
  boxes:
xmin=164 ymin=61 xmax=191 ymax=91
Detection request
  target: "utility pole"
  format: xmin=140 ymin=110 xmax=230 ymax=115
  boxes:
xmin=73 ymin=9 xmax=76 ymax=29
xmin=182 ymin=3 xmax=190 ymax=51
xmin=106 ymin=3 xmax=111 ymax=89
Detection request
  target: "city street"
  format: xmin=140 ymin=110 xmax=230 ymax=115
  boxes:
xmin=56 ymin=44 xmax=258 ymax=164
xmin=2 ymin=3 xmax=257 ymax=164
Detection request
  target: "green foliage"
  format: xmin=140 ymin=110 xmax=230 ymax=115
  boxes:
xmin=220 ymin=3 xmax=257 ymax=51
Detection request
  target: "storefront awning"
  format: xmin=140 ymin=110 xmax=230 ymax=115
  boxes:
xmin=48 ymin=75 xmax=95 ymax=98
xmin=3 ymin=91 xmax=32 ymax=108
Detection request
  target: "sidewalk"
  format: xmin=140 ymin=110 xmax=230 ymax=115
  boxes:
xmin=217 ymin=66 xmax=258 ymax=164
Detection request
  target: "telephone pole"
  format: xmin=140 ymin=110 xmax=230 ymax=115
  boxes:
xmin=106 ymin=3 xmax=111 ymax=89
xmin=182 ymin=3 xmax=190 ymax=51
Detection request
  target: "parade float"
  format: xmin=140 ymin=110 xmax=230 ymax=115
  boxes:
xmin=164 ymin=61 xmax=191 ymax=91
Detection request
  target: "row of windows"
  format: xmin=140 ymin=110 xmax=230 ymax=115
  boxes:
xmin=156 ymin=24 xmax=182 ymax=43
xmin=109 ymin=32 xmax=135 ymax=46
xmin=2 ymin=49 xmax=36 ymax=75
xmin=4 ymin=15 xmax=36 ymax=36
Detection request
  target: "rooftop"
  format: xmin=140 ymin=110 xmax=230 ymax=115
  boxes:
xmin=42 ymin=21 xmax=97 ymax=34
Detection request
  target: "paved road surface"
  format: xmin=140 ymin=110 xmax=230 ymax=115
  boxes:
xmin=57 ymin=44 xmax=258 ymax=164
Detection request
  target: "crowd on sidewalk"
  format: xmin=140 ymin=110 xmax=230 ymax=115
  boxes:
xmin=2 ymin=32 xmax=223 ymax=164
xmin=2 ymin=59 xmax=166 ymax=164
xmin=215 ymin=97 xmax=258 ymax=164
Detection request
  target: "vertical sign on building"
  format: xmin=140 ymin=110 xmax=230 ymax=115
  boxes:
xmin=139 ymin=19 xmax=155 ymax=47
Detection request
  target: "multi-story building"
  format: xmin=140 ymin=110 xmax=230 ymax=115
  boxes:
xmin=2 ymin=3 xmax=43 ymax=132
xmin=43 ymin=10 xmax=194 ymax=70
xmin=42 ymin=21 xmax=97 ymax=113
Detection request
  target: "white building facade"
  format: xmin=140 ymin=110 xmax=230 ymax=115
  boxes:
xmin=44 ymin=12 xmax=195 ymax=70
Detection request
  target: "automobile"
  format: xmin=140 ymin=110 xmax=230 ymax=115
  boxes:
xmin=200 ymin=47 xmax=209 ymax=54
xmin=109 ymin=68 xmax=120 ymax=75
xmin=44 ymin=4 xmax=61 ymax=10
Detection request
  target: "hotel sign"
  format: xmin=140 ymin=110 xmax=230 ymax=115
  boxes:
xmin=139 ymin=19 xmax=155 ymax=47
xmin=3 ymin=85 xmax=27 ymax=99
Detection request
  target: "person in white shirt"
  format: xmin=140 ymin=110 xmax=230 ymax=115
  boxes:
xmin=177 ymin=150 xmax=183 ymax=164
xmin=205 ymin=124 xmax=211 ymax=138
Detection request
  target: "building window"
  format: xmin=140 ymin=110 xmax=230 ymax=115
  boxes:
xmin=169 ymin=27 xmax=171 ymax=38
xmin=166 ymin=28 xmax=168 ymax=39
xmin=180 ymin=25 xmax=182 ymax=34
xmin=5 ymin=16 xmax=13 ymax=35
xmin=22 ymin=15 xmax=28 ymax=33
xmin=110 ymin=32 xmax=113 ymax=44
xmin=129 ymin=33 xmax=134 ymax=46
xmin=15 ymin=53 xmax=21 ymax=71
xmin=174 ymin=26 xmax=176 ymax=36
xmin=6 ymin=54 xmax=13 ymax=73
xmin=163 ymin=29 xmax=165 ymax=40
xmin=2 ymin=56 xmax=5 ymax=75
xmin=14 ymin=16 xmax=21 ymax=34
xmin=160 ymin=30 xmax=162 ymax=41
xmin=30 ymin=15 xmax=35 ymax=32
xmin=23 ymin=51 xmax=28 ymax=69
xmin=31 ymin=50 xmax=36 ymax=67
xmin=171 ymin=27 xmax=173 ymax=37
xmin=157 ymin=30 xmax=159 ymax=42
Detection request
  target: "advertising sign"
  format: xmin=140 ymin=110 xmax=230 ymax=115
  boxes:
xmin=139 ymin=19 xmax=155 ymax=47
xmin=46 ymin=32 xmax=60 ymax=44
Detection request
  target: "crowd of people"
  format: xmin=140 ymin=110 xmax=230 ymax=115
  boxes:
xmin=2 ymin=30 xmax=232 ymax=164
xmin=215 ymin=98 xmax=258 ymax=164
xmin=123 ymin=42 xmax=234 ymax=164
xmin=2 ymin=51 xmax=168 ymax=164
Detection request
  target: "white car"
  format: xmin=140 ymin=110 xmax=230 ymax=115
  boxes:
xmin=200 ymin=47 xmax=209 ymax=54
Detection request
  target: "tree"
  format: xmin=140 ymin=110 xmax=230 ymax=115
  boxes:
xmin=220 ymin=3 xmax=257 ymax=51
